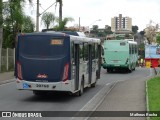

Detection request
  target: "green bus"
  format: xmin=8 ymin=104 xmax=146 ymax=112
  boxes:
xmin=102 ymin=40 xmax=138 ymax=73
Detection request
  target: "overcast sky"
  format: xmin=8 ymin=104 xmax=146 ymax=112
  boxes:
xmin=25 ymin=0 xmax=160 ymax=31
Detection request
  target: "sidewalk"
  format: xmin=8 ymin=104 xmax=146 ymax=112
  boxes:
xmin=0 ymin=71 xmax=15 ymax=84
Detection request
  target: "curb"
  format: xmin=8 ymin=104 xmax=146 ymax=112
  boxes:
xmin=146 ymin=81 xmax=150 ymax=120
xmin=71 ymin=82 xmax=117 ymax=120
xmin=0 ymin=78 xmax=15 ymax=85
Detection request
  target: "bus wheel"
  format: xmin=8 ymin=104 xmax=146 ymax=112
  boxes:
xmin=91 ymin=71 xmax=98 ymax=87
xmin=91 ymin=82 xmax=96 ymax=87
xmin=133 ymin=67 xmax=135 ymax=71
xmin=107 ymin=69 xmax=111 ymax=73
xmin=76 ymin=80 xmax=84 ymax=96
xmin=128 ymin=68 xmax=132 ymax=73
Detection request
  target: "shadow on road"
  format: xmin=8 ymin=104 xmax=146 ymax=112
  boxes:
xmin=20 ymin=85 xmax=98 ymax=103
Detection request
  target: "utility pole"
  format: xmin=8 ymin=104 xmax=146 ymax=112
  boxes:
xmin=36 ymin=0 xmax=39 ymax=32
xmin=56 ymin=0 xmax=62 ymax=26
xmin=59 ymin=0 xmax=62 ymax=25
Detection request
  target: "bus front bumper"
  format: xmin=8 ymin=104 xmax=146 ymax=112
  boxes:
xmin=16 ymin=79 xmax=73 ymax=92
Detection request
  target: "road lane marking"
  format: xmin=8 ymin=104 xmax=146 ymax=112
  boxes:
xmin=0 ymin=79 xmax=15 ymax=86
xmin=71 ymin=82 xmax=117 ymax=120
xmin=70 ymin=67 xmax=152 ymax=120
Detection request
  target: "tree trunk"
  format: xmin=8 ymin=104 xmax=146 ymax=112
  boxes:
xmin=0 ymin=0 xmax=2 ymax=72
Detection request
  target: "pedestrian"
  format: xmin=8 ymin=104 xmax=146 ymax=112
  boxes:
xmin=140 ymin=58 xmax=144 ymax=67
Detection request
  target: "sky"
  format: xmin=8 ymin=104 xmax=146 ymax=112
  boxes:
xmin=24 ymin=0 xmax=160 ymax=31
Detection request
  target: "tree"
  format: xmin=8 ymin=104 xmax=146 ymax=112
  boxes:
xmin=41 ymin=12 xmax=55 ymax=29
xmin=55 ymin=17 xmax=74 ymax=31
xmin=104 ymin=25 xmax=113 ymax=35
xmin=134 ymin=31 xmax=145 ymax=45
xmin=0 ymin=0 xmax=2 ymax=27
xmin=90 ymin=25 xmax=98 ymax=34
xmin=3 ymin=0 xmax=33 ymax=48
xmin=0 ymin=0 xmax=3 ymax=54
xmin=3 ymin=0 xmax=32 ymax=48
xmin=132 ymin=25 xmax=138 ymax=34
xmin=156 ymin=34 xmax=160 ymax=44
xmin=144 ymin=26 xmax=157 ymax=44
xmin=22 ymin=15 xmax=35 ymax=33
xmin=92 ymin=25 xmax=98 ymax=31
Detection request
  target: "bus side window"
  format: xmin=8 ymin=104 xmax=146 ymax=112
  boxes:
xmin=71 ymin=42 xmax=75 ymax=64
xmin=84 ymin=43 xmax=88 ymax=61
xmin=79 ymin=44 xmax=83 ymax=62
xmin=136 ymin=45 xmax=138 ymax=54
xmin=129 ymin=44 xmax=131 ymax=54
xmin=134 ymin=45 xmax=136 ymax=54
xmin=132 ymin=44 xmax=134 ymax=54
xmin=82 ymin=43 xmax=84 ymax=61
xmin=95 ymin=44 xmax=98 ymax=59
xmin=92 ymin=44 xmax=95 ymax=60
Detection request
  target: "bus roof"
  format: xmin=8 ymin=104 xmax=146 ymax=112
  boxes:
xmin=19 ymin=31 xmax=87 ymax=38
xmin=18 ymin=32 xmax=101 ymax=44
xmin=42 ymin=30 xmax=86 ymax=37
xmin=104 ymin=39 xmax=137 ymax=45
xmin=18 ymin=32 xmax=69 ymax=37
xmin=70 ymin=36 xmax=101 ymax=44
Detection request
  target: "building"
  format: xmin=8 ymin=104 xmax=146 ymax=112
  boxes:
xmin=111 ymin=14 xmax=132 ymax=33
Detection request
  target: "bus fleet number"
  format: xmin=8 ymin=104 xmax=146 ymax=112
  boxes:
xmin=36 ymin=84 xmax=49 ymax=88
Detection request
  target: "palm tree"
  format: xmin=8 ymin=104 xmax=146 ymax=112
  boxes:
xmin=55 ymin=17 xmax=74 ymax=31
xmin=41 ymin=12 xmax=55 ymax=29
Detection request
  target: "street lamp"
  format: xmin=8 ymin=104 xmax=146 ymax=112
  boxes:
xmin=88 ymin=19 xmax=101 ymax=37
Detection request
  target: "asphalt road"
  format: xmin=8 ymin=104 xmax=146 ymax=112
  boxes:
xmin=0 ymin=67 xmax=150 ymax=120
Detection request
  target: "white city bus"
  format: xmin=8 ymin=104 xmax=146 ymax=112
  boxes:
xmin=15 ymin=32 xmax=101 ymax=96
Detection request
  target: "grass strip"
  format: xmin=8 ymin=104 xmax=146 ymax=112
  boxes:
xmin=147 ymin=76 xmax=160 ymax=120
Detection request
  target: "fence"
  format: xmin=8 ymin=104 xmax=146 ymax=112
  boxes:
xmin=0 ymin=48 xmax=15 ymax=72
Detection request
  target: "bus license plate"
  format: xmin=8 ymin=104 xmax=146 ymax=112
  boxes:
xmin=36 ymin=84 xmax=49 ymax=88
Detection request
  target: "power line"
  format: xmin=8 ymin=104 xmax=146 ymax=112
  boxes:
xmin=39 ymin=4 xmax=45 ymax=11
xmin=39 ymin=2 xmax=57 ymax=16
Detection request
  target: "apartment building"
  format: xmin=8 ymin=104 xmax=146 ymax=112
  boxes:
xmin=111 ymin=14 xmax=132 ymax=33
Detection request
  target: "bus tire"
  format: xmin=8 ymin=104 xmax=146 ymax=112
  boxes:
xmin=107 ymin=68 xmax=112 ymax=73
xmin=91 ymin=82 xmax=96 ymax=87
xmin=128 ymin=69 xmax=132 ymax=73
xmin=76 ymin=80 xmax=84 ymax=96
xmin=91 ymin=71 xmax=98 ymax=87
